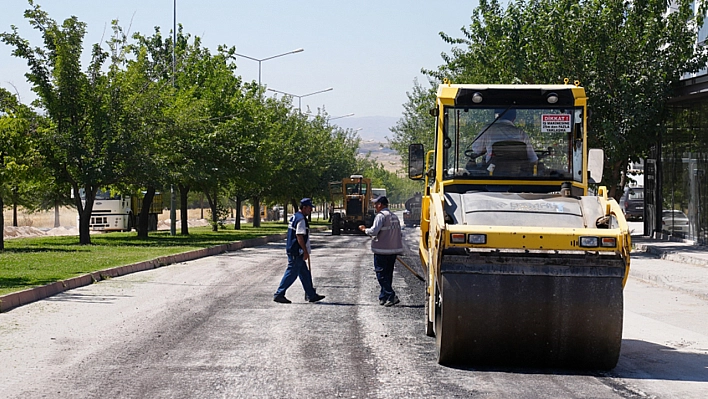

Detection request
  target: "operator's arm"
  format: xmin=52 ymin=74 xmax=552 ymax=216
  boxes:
xmin=360 ymin=213 xmax=384 ymax=236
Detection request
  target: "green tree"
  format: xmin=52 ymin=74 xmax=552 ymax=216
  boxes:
xmin=258 ymin=105 xmax=361 ymax=221
xmin=234 ymin=93 xmax=303 ymax=226
xmin=389 ymin=78 xmax=437 ymax=168
xmin=0 ymin=88 xmax=41 ymax=250
xmin=32 ymin=177 xmax=74 ymax=228
xmin=1 ymin=2 xmax=143 ymax=244
xmin=131 ymin=27 xmax=253 ymax=233
xmin=101 ymin=23 xmax=173 ymax=238
xmin=313 ymin=117 xmax=362 ymax=202
xmin=424 ymin=0 xmax=708 ymax=198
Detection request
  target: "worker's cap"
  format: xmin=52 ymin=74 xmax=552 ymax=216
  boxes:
xmin=371 ymin=195 xmax=389 ymax=206
xmin=300 ymin=198 xmax=314 ymax=208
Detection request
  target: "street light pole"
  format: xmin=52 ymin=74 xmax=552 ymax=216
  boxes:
xmin=267 ymin=87 xmax=333 ymax=113
xmin=235 ymin=48 xmax=304 ymax=87
xmin=170 ymin=0 xmax=177 ymax=236
xmin=233 ymin=48 xmax=303 ymax=229
xmin=172 ymin=0 xmax=176 ymax=87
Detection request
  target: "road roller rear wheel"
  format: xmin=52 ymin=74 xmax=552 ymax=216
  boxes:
xmin=434 ymin=284 xmax=448 ymax=362
xmin=424 ymin=289 xmax=434 ymax=337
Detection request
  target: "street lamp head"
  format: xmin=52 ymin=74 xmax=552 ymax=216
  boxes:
xmin=327 ymin=112 xmax=354 ymax=121
xmin=267 ymin=87 xmax=294 ymax=97
xmin=301 ymin=87 xmax=334 ymax=98
xmin=234 ymin=48 xmax=304 ymax=86
xmin=329 ymin=113 xmax=355 ymax=120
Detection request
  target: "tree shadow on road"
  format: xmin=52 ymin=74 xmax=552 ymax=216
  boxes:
xmin=611 ymin=339 xmax=708 ymax=382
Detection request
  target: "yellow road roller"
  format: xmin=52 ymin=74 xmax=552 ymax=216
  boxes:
xmin=408 ymin=82 xmax=631 ymax=369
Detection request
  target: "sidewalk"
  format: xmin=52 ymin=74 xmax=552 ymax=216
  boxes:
xmin=631 ymin=235 xmax=708 ymax=300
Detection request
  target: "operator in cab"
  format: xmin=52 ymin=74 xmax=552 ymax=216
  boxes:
xmin=471 ymin=108 xmax=538 ymax=164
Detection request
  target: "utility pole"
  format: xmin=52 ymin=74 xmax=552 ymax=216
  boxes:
xmin=170 ymin=0 xmax=177 ymax=236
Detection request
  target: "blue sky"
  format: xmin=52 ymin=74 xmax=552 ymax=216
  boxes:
xmin=0 ymin=0 xmax=478 ymax=122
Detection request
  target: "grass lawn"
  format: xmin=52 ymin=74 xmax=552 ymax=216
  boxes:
xmin=0 ymin=221 xmax=326 ymax=296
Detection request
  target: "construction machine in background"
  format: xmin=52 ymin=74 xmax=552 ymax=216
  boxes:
xmin=403 ymin=192 xmax=423 ymax=227
xmin=329 ymin=175 xmax=375 ymax=235
xmin=408 ymin=82 xmax=631 ymax=369
xmin=372 ymin=187 xmax=387 ymax=199
xmin=79 ymin=189 xmax=163 ymax=232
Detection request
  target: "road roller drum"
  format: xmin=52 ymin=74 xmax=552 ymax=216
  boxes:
xmin=434 ymin=253 xmax=625 ymax=369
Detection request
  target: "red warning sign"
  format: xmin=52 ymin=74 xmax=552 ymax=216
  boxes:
xmin=541 ymin=114 xmax=571 ymax=133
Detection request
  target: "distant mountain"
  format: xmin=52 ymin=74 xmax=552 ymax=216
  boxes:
xmin=332 ymin=116 xmax=399 ymax=142
xmin=357 ymin=140 xmax=402 ymax=173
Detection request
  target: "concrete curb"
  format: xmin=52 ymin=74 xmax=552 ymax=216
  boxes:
xmin=629 ymin=258 xmax=708 ymax=302
xmin=633 ymin=243 xmax=708 ymax=267
xmin=0 ymin=228 xmax=325 ymax=313
xmin=631 ymin=239 xmax=708 ymax=300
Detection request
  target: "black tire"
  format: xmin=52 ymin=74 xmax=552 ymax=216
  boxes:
xmin=434 ymin=284 xmax=444 ymax=361
xmin=332 ymin=213 xmax=341 ymax=235
xmin=425 ymin=287 xmax=435 ymax=337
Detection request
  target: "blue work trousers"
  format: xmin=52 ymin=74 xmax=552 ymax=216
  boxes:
xmin=374 ymin=254 xmax=397 ymax=301
xmin=274 ymin=253 xmax=317 ymax=299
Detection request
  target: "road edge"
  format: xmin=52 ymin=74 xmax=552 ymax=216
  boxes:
xmin=0 ymin=227 xmax=326 ymax=313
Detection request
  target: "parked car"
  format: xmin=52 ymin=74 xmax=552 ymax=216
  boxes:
xmin=620 ymin=187 xmax=644 ymax=220
xmin=662 ymin=210 xmax=689 ymax=237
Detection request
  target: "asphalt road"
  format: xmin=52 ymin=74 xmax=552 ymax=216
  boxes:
xmin=0 ymin=224 xmax=706 ymax=398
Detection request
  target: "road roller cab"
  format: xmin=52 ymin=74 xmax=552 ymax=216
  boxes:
xmin=408 ymin=82 xmax=631 ymax=369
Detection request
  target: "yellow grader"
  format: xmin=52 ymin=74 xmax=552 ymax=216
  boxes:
xmin=329 ymin=174 xmax=375 ymax=235
xmin=408 ymin=83 xmax=631 ymax=369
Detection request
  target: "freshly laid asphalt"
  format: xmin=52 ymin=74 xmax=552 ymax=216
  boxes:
xmin=1 ymin=230 xmax=707 ymax=312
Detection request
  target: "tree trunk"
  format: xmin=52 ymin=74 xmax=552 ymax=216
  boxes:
xmin=179 ymin=184 xmax=190 ymax=235
xmin=288 ymin=198 xmax=299 ymax=223
xmin=79 ymin=207 xmax=92 ymax=244
xmin=76 ymin=186 xmax=96 ymax=245
xmin=609 ymin=159 xmax=627 ymax=201
xmin=0 ymin=194 xmax=4 ymax=251
xmin=54 ymin=200 xmax=60 ymax=227
xmin=205 ymin=190 xmax=219 ymax=232
xmin=234 ymin=195 xmax=241 ymax=230
xmin=137 ymin=186 xmax=156 ymax=239
xmin=253 ymin=196 xmax=261 ymax=227
xmin=10 ymin=186 xmax=19 ymax=226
